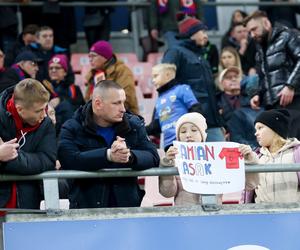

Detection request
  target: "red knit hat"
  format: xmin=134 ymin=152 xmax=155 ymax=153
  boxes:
xmin=178 ymin=17 xmax=207 ymax=38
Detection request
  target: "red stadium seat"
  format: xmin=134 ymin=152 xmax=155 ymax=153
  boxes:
xmin=147 ymin=52 xmax=163 ymax=66
xmin=116 ymin=53 xmax=138 ymax=64
xmin=71 ymin=53 xmax=89 ymax=74
xmin=138 ymin=97 xmax=156 ymax=125
xmin=129 ymin=62 xmax=154 ymax=98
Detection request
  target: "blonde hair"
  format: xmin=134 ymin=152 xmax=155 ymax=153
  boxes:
xmin=14 ymin=78 xmax=50 ymax=108
xmin=152 ymin=63 xmax=176 ymax=74
xmin=269 ymin=133 xmax=287 ymax=153
xmin=219 ymin=46 xmax=242 ymax=71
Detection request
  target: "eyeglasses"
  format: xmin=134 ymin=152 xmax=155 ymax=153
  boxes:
xmin=49 ymin=66 xmax=63 ymax=71
xmin=26 ymin=61 xmax=38 ymax=67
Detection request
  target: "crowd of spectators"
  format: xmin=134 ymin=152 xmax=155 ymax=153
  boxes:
xmin=0 ymin=1 xmax=300 ymax=216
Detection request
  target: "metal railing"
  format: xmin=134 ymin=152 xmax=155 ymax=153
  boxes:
xmin=1 ymin=163 xmax=300 ymax=210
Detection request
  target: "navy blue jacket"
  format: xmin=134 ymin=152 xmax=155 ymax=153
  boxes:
xmin=162 ymin=39 xmax=222 ymax=128
xmin=0 ymin=88 xmax=57 ymax=208
xmin=58 ymin=102 xmax=160 ymax=208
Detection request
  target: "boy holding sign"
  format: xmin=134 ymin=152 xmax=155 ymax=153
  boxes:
xmin=159 ymin=112 xmax=222 ymax=205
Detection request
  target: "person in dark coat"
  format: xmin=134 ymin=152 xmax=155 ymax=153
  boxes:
xmin=162 ymin=16 xmax=224 ymax=142
xmin=221 ymin=22 xmax=257 ymax=75
xmin=5 ymin=24 xmax=39 ymax=67
xmin=58 ymin=80 xmax=160 ymax=208
xmin=244 ymin=10 xmax=300 ymax=110
xmin=25 ymin=26 xmax=74 ymax=83
xmin=0 ymin=51 xmax=40 ymax=93
xmin=43 ymin=54 xmax=84 ymax=134
xmin=0 ymin=78 xmax=56 ymax=209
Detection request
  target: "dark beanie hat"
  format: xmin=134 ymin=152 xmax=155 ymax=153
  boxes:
xmin=177 ymin=16 xmax=207 ymax=38
xmin=255 ymin=109 xmax=290 ymax=138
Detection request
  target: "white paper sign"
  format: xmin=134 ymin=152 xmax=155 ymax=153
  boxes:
xmin=173 ymin=141 xmax=245 ymax=194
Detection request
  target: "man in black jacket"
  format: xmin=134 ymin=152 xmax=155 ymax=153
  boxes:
xmin=0 ymin=78 xmax=56 ymax=209
xmin=0 ymin=51 xmax=40 ymax=93
xmin=58 ymin=80 xmax=160 ymax=208
xmin=244 ymin=10 xmax=300 ymax=110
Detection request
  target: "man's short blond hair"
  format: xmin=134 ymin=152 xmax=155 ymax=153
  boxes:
xmin=152 ymin=63 xmax=177 ymax=74
xmin=14 ymin=79 xmax=50 ymax=108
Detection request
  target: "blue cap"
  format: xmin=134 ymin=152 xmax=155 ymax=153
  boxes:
xmin=15 ymin=51 xmax=42 ymax=63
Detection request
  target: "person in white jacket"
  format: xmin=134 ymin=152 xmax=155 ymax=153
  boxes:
xmin=239 ymin=109 xmax=300 ymax=203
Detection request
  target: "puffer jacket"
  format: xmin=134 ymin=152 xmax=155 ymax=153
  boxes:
xmin=58 ymin=102 xmax=160 ymax=208
xmin=255 ymin=24 xmax=300 ymax=106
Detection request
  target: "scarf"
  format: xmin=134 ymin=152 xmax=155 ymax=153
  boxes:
xmin=6 ymin=96 xmax=41 ymax=139
xmin=157 ymin=0 xmax=196 ymax=16
xmin=1 ymin=96 xmax=42 ymax=214
xmin=11 ymin=64 xmax=26 ymax=81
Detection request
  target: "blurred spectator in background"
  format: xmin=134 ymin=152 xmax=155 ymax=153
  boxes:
xmin=21 ymin=0 xmax=77 ymax=51
xmin=0 ymin=51 xmax=40 ymax=92
xmin=231 ymin=9 xmax=248 ymax=25
xmin=221 ymin=22 xmax=257 ymax=75
xmin=85 ymin=40 xmax=139 ymax=114
xmin=217 ymin=66 xmax=260 ymax=148
xmin=42 ymin=54 xmax=84 ymax=134
xmin=218 ymin=46 xmax=259 ymax=96
xmin=244 ymin=10 xmax=300 ymax=110
xmin=26 ymin=26 xmax=74 ymax=83
xmin=0 ymin=6 xmax=18 ymax=55
xmin=162 ymin=16 xmax=224 ymax=142
xmin=5 ymin=24 xmax=39 ymax=67
xmin=221 ymin=9 xmax=248 ymax=52
xmin=83 ymin=0 xmax=115 ymax=47
xmin=149 ymin=0 xmax=207 ymax=47
xmin=146 ymin=63 xmax=202 ymax=151
xmin=259 ymin=0 xmax=300 ymax=29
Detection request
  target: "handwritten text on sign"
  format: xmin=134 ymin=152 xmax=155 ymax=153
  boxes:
xmin=173 ymin=141 xmax=245 ymax=194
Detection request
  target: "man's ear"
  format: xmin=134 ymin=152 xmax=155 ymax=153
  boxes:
xmin=15 ymin=103 xmax=23 ymax=113
xmin=93 ymin=96 xmax=103 ymax=110
xmin=262 ymin=17 xmax=271 ymax=30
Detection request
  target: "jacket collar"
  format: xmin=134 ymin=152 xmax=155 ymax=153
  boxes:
xmin=269 ymin=23 xmax=287 ymax=44
xmin=157 ymin=79 xmax=177 ymax=94
xmin=77 ymin=101 xmax=132 ymax=136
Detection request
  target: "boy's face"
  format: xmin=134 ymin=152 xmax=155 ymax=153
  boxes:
xmin=16 ymin=101 xmax=48 ymax=126
xmin=178 ymin=123 xmax=203 ymax=142
xmin=152 ymin=68 xmax=172 ymax=89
